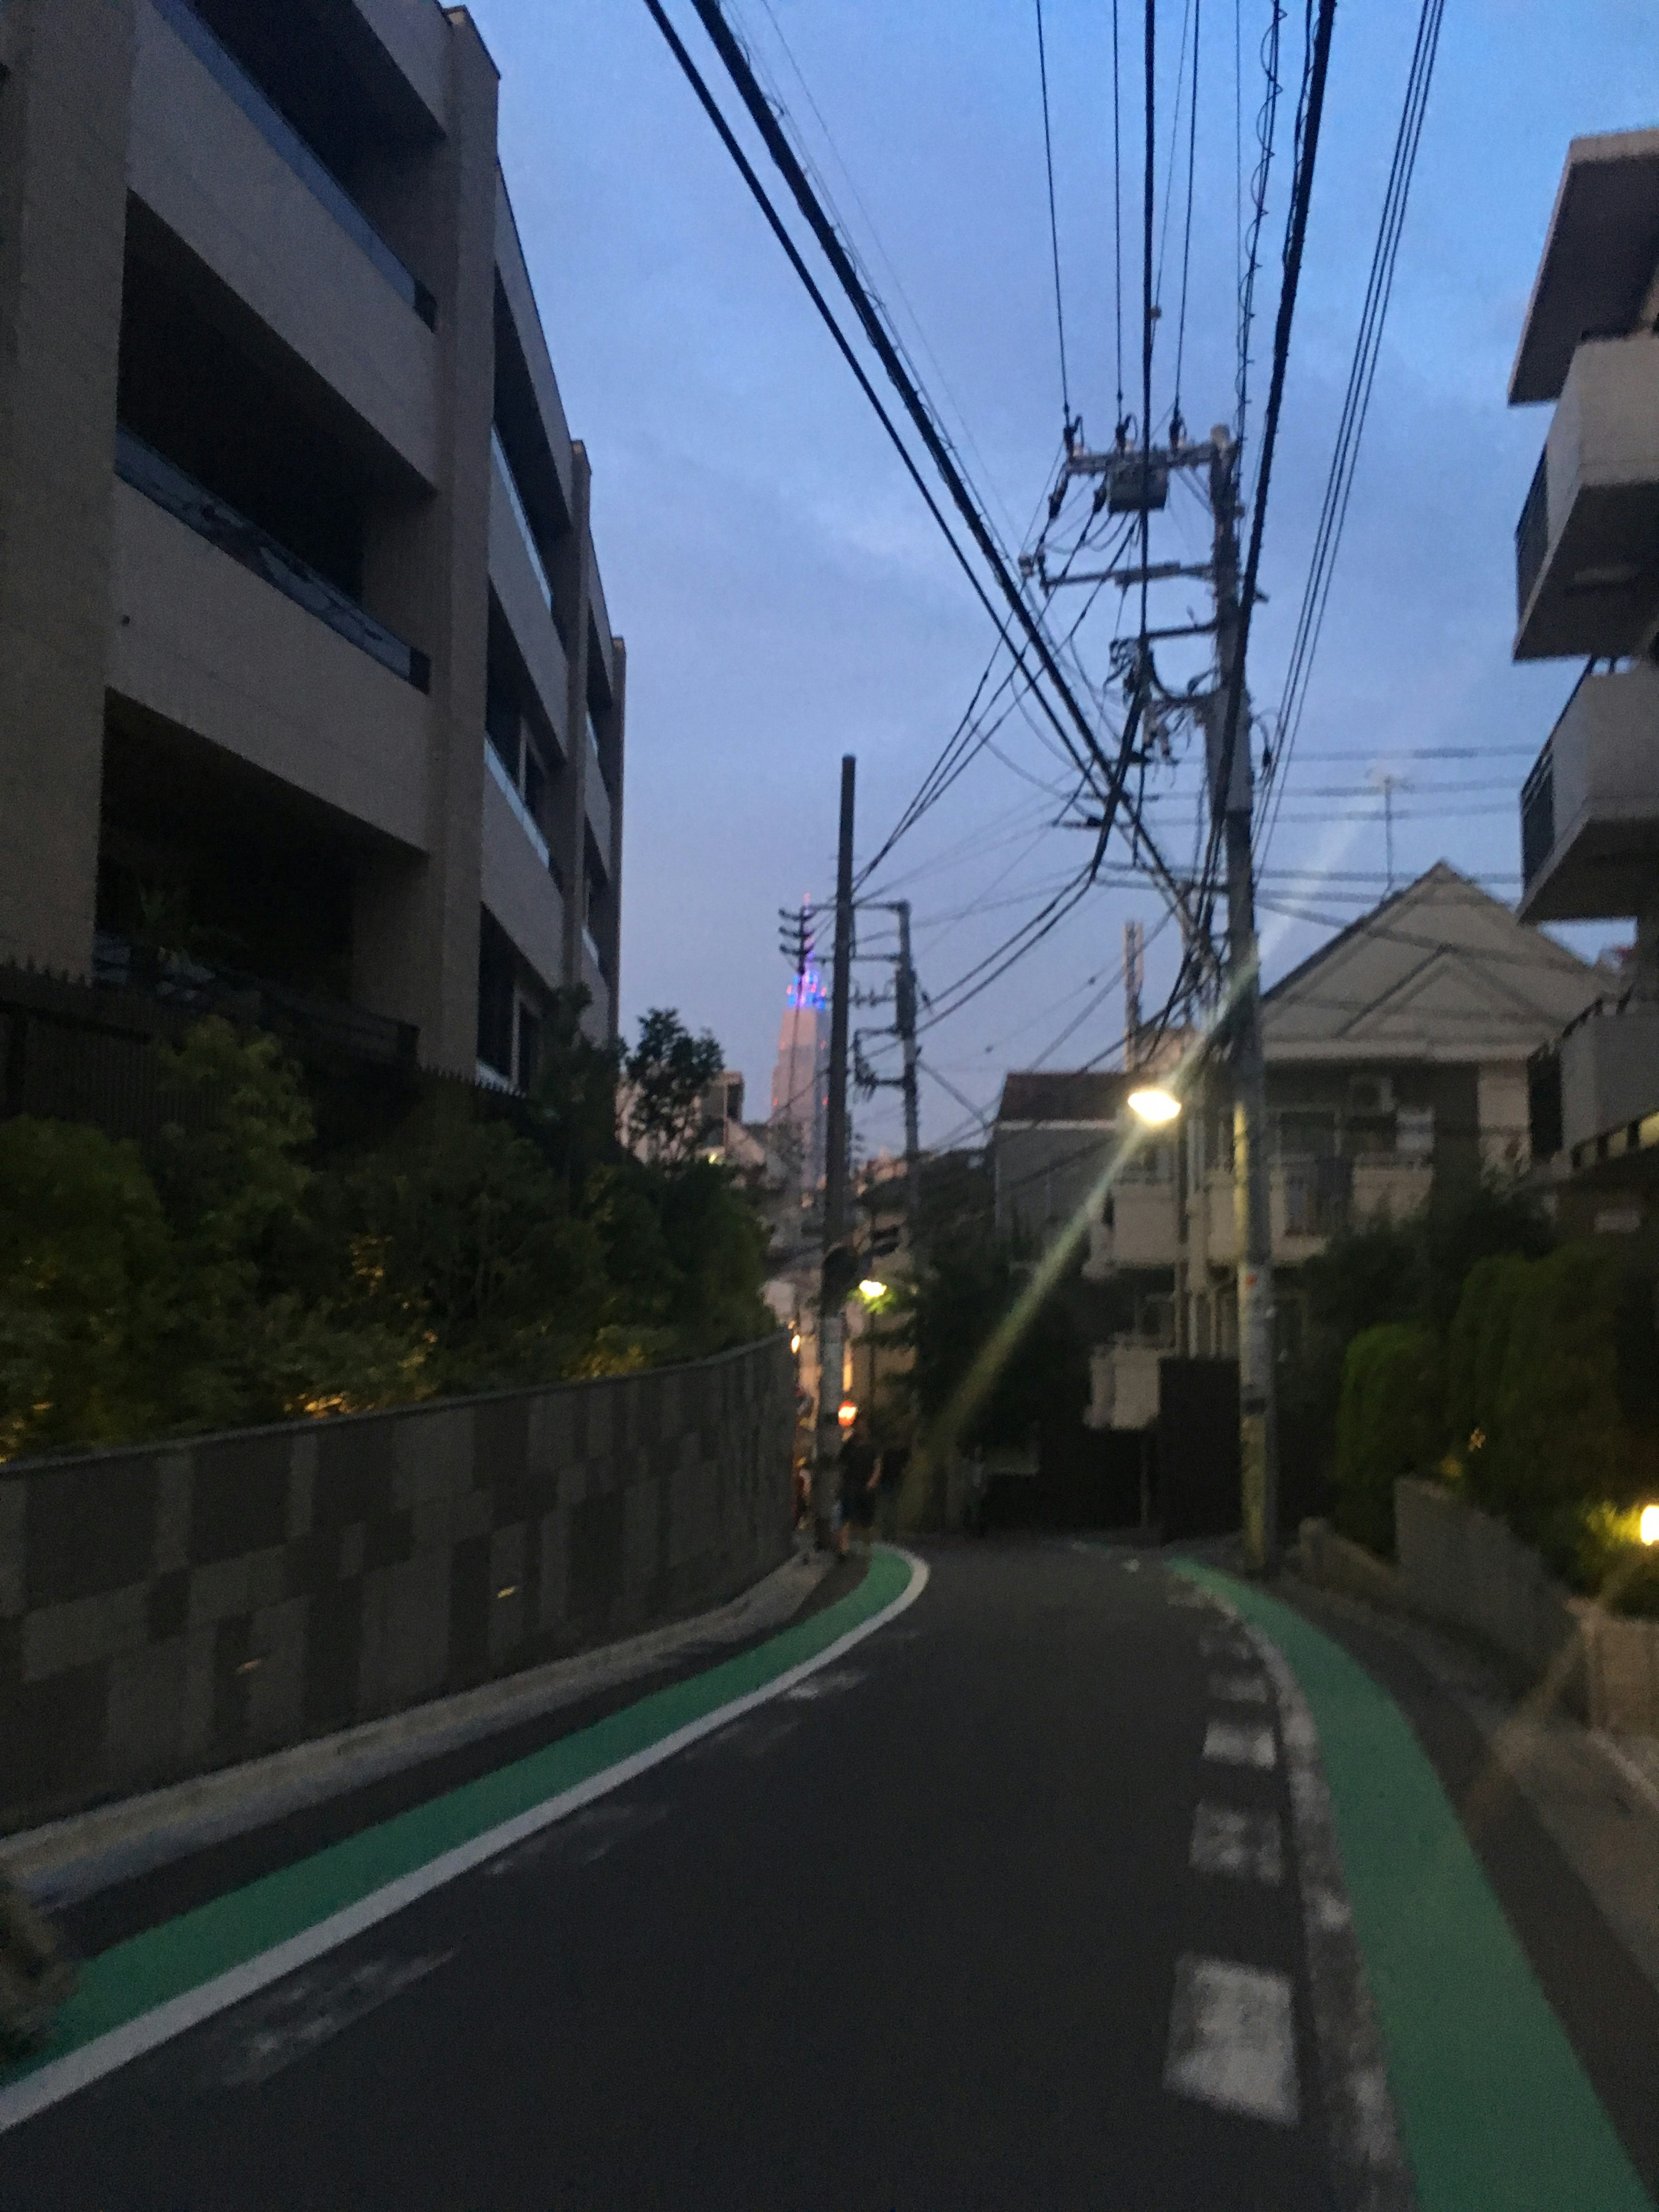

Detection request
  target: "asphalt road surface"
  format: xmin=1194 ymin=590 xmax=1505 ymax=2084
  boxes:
xmin=0 ymin=1543 xmax=1341 ymax=2210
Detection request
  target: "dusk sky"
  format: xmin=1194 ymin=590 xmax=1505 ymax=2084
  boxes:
xmin=469 ymin=0 xmax=1659 ymax=1156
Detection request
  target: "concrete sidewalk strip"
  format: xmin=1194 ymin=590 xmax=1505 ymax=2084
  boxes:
xmin=6 ymin=1549 xmax=835 ymax=1910
xmin=1176 ymin=1562 xmax=1652 ymax=2212
xmin=0 ymin=1548 xmax=927 ymax=2135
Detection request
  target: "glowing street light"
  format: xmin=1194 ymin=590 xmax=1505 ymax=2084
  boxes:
xmin=1640 ymin=1503 xmax=1659 ymax=1546
xmin=1127 ymin=1086 xmax=1182 ymax=1127
xmin=837 ymin=1400 xmax=859 ymax=1429
xmin=858 ymin=1278 xmax=888 ymax=1302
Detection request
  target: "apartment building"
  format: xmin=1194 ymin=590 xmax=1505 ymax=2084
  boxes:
xmin=0 ymin=0 xmax=623 ymax=1086
xmin=993 ymin=866 xmax=1598 ymax=1429
xmin=1509 ymin=127 xmax=1659 ymax=1232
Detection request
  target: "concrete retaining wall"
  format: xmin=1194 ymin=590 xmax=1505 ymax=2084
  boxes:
xmin=0 ymin=1334 xmax=795 ymax=1831
xmin=1395 ymin=1479 xmax=1659 ymax=1734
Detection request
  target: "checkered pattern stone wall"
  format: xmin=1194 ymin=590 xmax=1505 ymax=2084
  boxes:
xmin=0 ymin=1334 xmax=795 ymax=1831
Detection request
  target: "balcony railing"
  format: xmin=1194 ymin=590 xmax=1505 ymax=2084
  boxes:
xmin=1521 ymin=740 xmax=1556 ymax=886
xmin=153 ymin=0 xmax=435 ymax=327
xmin=117 ymin=427 xmax=429 ymax=690
xmin=485 ymin=738 xmax=553 ymax=870
xmin=491 ymin=428 xmax=559 ymax=624
xmin=1516 ymin=446 xmax=1550 ymax=621
xmin=92 ymin=934 xmax=417 ymax=1066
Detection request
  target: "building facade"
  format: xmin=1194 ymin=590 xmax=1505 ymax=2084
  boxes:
xmin=1508 ymin=127 xmax=1659 ymax=1234
xmin=993 ymin=867 xmax=1600 ymax=1430
xmin=0 ymin=0 xmax=623 ymax=1083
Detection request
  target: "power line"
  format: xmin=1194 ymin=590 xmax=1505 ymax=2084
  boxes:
xmin=1111 ymin=0 xmax=1125 ymax=422
xmin=675 ymin=0 xmax=1201 ymax=941
xmin=1172 ymin=0 xmax=1203 ymax=432
xmin=1260 ymin=0 xmax=1446 ymax=868
xmin=1035 ymin=0 xmax=1073 ymax=434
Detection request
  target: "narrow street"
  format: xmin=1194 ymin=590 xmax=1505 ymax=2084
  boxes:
xmin=1 ymin=1542 xmax=1654 ymax=2210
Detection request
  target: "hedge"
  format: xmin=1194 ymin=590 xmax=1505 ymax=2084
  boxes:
xmin=1333 ymin=1322 xmax=1442 ymax=1557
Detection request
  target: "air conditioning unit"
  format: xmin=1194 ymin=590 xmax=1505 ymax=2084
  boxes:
xmin=1348 ymin=1074 xmax=1394 ymax=1116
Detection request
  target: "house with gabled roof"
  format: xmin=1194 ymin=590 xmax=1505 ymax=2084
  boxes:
xmin=991 ymin=864 xmax=1600 ymax=1427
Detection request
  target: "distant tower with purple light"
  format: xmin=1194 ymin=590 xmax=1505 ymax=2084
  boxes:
xmin=771 ymin=934 xmax=830 ymax=1193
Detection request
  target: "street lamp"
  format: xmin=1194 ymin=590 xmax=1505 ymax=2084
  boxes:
xmin=858 ymin=1278 xmax=888 ymax=1302
xmin=1641 ymin=1504 xmax=1659 ymax=1546
xmin=1127 ymin=1086 xmax=1182 ymax=1126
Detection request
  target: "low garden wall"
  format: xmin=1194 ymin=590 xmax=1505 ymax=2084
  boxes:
xmin=0 ymin=1333 xmax=795 ymax=1832
xmin=1394 ymin=1479 xmax=1659 ymax=1734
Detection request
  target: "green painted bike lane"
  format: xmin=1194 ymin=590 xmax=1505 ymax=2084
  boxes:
xmin=2 ymin=1547 xmax=915 ymax=2106
xmin=1173 ymin=1560 xmax=1653 ymax=2212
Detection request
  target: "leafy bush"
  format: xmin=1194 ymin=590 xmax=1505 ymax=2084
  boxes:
xmin=1332 ymin=1322 xmax=1443 ymax=1555
xmin=1445 ymin=1251 xmax=1530 ymax=1507
xmin=0 ymin=1118 xmax=174 ymax=1455
xmin=1490 ymin=1241 xmax=1628 ymax=1547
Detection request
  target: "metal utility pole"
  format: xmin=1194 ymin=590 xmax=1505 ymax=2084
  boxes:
xmin=814 ymin=754 xmax=857 ymax=1548
xmin=1207 ymin=430 xmax=1279 ymax=1572
xmin=894 ymin=899 xmax=921 ymax=1228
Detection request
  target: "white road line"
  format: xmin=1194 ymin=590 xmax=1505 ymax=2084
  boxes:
xmin=1190 ymin=1802 xmax=1284 ymax=1885
xmin=1198 ymin=1629 xmax=1255 ymax=1661
xmin=206 ymin=1951 xmax=454 ymax=2087
xmin=0 ymin=1551 xmax=930 ymax=2137
xmin=1208 ymin=1672 xmax=1271 ymax=1705
xmin=1203 ymin=1718 xmax=1278 ymax=1769
xmin=1163 ymin=1955 xmax=1300 ymax=2125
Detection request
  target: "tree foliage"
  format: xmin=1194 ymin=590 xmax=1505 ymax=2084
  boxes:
xmin=0 ymin=1004 xmax=772 ymax=1461
xmin=624 ymin=1008 xmax=724 ymax=1167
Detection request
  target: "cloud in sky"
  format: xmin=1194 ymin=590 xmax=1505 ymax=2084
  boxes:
xmin=470 ymin=0 xmax=1659 ymax=1152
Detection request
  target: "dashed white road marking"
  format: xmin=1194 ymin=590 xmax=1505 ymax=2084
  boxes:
xmin=1208 ymin=1671 xmax=1271 ymax=1706
xmin=1163 ymin=1955 xmax=1300 ymax=2125
xmin=784 ymin=1665 xmax=866 ymax=1702
xmin=486 ymin=1800 xmax=667 ymax=1874
xmin=205 ymin=1951 xmax=455 ymax=2087
xmin=1190 ymin=1802 xmax=1284 ymax=1885
xmin=1204 ymin=1717 xmax=1278 ymax=1769
xmin=1199 ymin=1629 xmax=1255 ymax=1662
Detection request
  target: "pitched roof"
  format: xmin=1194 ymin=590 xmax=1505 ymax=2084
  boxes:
xmin=995 ymin=1069 xmax=1134 ymax=1125
xmin=1261 ymin=862 xmax=1599 ymax=1063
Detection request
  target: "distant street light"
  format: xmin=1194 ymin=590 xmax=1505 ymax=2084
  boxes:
xmin=858 ymin=1278 xmax=888 ymax=1302
xmin=1641 ymin=1504 xmax=1659 ymax=1546
xmin=1127 ymin=1087 xmax=1182 ymax=1127
xmin=837 ymin=1400 xmax=859 ymax=1429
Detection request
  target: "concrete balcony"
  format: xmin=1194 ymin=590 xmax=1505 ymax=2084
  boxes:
xmin=1082 ymin=1181 xmax=1180 ymax=1279
xmin=1519 ymin=661 xmax=1659 ymax=922
xmin=581 ymin=941 xmax=611 ymax=1042
xmin=1560 ymin=996 xmax=1659 ymax=1157
xmin=109 ymin=471 xmax=429 ymax=851
xmin=1514 ymin=335 xmax=1659 ymax=661
xmin=130 ymin=0 xmax=438 ymax=486
xmin=1084 ymin=1342 xmax=1163 ymax=1433
xmin=585 ymin=736 xmax=614 ymax=865
xmin=489 ymin=435 xmax=569 ymax=750
xmin=480 ymin=757 xmax=564 ymax=995
xmin=1199 ymin=1158 xmax=1431 ymax=1268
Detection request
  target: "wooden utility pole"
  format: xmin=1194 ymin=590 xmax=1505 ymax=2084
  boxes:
xmin=1208 ymin=430 xmax=1280 ymax=1571
xmin=814 ymin=754 xmax=856 ymax=1546
xmin=894 ymin=899 xmax=921 ymax=1230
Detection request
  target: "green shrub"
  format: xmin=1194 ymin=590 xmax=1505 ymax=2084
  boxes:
xmin=1445 ymin=1251 xmax=1530 ymax=1507
xmin=1489 ymin=1241 xmax=1627 ymax=1545
xmin=0 ymin=1117 xmax=174 ymax=1456
xmin=1333 ymin=1322 xmax=1443 ymax=1555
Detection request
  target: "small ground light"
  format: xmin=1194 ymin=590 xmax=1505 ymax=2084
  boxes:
xmin=1640 ymin=1504 xmax=1659 ymax=1546
xmin=790 ymin=1330 xmax=801 ymax=1353
xmin=858 ymin=1278 xmax=887 ymax=1301
xmin=838 ymin=1400 xmax=858 ymax=1429
xmin=1127 ymin=1086 xmax=1182 ymax=1126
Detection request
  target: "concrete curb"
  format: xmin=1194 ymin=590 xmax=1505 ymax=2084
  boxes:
xmin=3 ymin=1547 xmax=832 ymax=1908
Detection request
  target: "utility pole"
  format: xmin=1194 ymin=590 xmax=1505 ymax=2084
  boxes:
xmin=1123 ymin=918 xmax=1144 ymax=1069
xmin=1207 ymin=429 xmax=1279 ymax=1573
xmin=815 ymin=753 xmax=856 ymax=1548
xmin=894 ymin=899 xmax=921 ymax=1230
